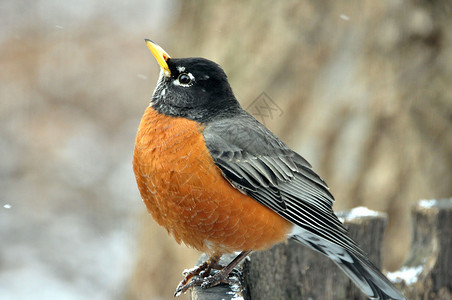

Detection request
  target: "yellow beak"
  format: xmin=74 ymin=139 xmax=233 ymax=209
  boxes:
xmin=145 ymin=39 xmax=171 ymax=77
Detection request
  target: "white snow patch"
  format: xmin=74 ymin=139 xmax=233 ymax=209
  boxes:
xmin=387 ymin=266 xmax=423 ymax=285
xmin=338 ymin=206 xmax=383 ymax=222
xmin=347 ymin=206 xmax=381 ymax=219
xmin=227 ymin=279 xmax=244 ymax=300
xmin=3 ymin=204 xmax=11 ymax=209
xmin=418 ymin=199 xmax=437 ymax=208
xmin=340 ymin=14 xmax=350 ymax=21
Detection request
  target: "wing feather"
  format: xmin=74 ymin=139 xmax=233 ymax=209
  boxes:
xmin=202 ymin=111 xmax=354 ymax=251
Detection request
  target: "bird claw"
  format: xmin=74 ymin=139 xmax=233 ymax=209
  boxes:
xmin=174 ymin=252 xmax=250 ymax=297
xmin=174 ymin=270 xmax=235 ymax=296
xmin=174 ymin=279 xmax=192 ymax=297
xmin=174 ymin=267 xmax=207 ymax=296
xmin=174 ymin=256 xmax=222 ymax=296
xmin=200 ymin=271 xmax=230 ymax=288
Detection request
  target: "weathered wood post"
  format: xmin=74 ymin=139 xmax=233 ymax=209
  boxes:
xmin=190 ymin=198 xmax=452 ymax=300
xmin=386 ymin=199 xmax=452 ymax=300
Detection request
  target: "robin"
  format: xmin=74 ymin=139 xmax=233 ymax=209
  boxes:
xmin=133 ymin=39 xmax=406 ymax=300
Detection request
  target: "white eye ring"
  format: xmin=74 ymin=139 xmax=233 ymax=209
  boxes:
xmin=174 ymin=72 xmax=195 ymax=87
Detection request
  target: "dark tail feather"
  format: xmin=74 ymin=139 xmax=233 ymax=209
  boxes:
xmin=334 ymin=252 xmax=406 ymax=300
xmin=292 ymin=231 xmax=406 ymax=299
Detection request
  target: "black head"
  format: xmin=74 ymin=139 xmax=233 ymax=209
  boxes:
xmin=145 ymin=40 xmax=241 ymax=123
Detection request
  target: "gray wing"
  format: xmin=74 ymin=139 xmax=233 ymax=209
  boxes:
xmin=202 ymin=111 xmax=361 ymax=253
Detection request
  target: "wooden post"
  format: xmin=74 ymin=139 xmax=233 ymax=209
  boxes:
xmin=387 ymin=199 xmax=452 ymax=300
xmin=190 ymin=199 xmax=452 ymax=300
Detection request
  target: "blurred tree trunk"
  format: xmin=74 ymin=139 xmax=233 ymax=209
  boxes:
xmin=127 ymin=0 xmax=452 ymax=299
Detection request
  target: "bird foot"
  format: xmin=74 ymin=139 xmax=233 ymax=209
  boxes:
xmin=174 ymin=268 xmax=239 ymax=297
xmin=174 ymin=251 xmax=251 ymax=297
xmin=174 ymin=256 xmax=222 ymax=296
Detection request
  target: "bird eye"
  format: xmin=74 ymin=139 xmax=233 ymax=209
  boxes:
xmin=178 ymin=73 xmax=192 ymax=85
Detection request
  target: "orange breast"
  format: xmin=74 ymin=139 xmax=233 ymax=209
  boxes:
xmin=133 ymin=107 xmax=291 ymax=255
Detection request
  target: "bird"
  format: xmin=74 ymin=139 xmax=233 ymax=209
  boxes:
xmin=133 ymin=39 xmax=406 ymax=300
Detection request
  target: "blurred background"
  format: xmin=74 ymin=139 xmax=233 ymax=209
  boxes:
xmin=1 ymin=0 xmax=451 ymax=299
